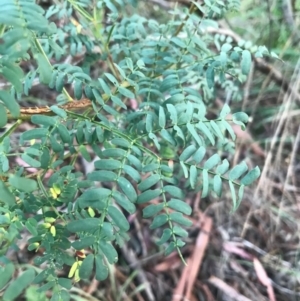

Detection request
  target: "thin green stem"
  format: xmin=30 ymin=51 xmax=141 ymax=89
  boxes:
xmin=0 ymin=119 xmax=22 ymax=144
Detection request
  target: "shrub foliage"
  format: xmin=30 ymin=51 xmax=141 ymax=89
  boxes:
xmin=0 ymin=0 xmax=270 ymax=300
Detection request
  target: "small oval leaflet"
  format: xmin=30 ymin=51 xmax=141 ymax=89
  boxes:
xmin=95 ymin=254 xmax=108 ymax=281
xmin=67 ymin=218 xmax=100 ymax=233
xmin=150 ymin=214 xmax=168 ymax=229
xmin=108 ymin=205 xmax=130 ymax=231
xmin=79 ymin=254 xmax=94 ymax=280
xmin=99 ymin=240 xmax=118 ymax=264
xmin=118 ymin=176 xmax=137 ymax=202
xmin=138 ymin=174 xmax=160 ymax=192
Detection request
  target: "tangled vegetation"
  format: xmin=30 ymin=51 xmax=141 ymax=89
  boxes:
xmin=0 ymin=0 xmax=276 ymax=300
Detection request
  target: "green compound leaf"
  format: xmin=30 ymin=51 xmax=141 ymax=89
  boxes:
xmin=79 ymin=254 xmax=94 ymax=280
xmin=108 ymin=205 xmax=130 ymax=231
xmin=95 ymin=254 xmax=108 ymax=281
xmin=3 ymin=268 xmax=35 ymax=301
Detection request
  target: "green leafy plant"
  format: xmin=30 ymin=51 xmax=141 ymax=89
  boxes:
xmin=0 ymin=0 xmax=271 ymax=300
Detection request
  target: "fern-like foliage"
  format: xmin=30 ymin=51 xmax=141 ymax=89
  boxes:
xmin=0 ymin=0 xmax=272 ymax=300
